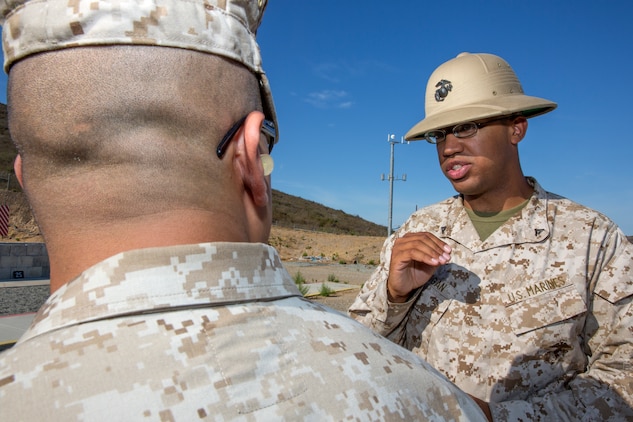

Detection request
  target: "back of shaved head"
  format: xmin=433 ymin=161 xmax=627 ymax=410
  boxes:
xmin=9 ymin=45 xmax=262 ymax=235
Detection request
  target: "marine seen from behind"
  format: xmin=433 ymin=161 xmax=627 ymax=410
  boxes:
xmin=0 ymin=1 xmax=486 ymax=420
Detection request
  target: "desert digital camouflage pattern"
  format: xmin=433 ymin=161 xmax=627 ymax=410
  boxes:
xmin=0 ymin=0 xmax=279 ymax=140
xmin=350 ymin=178 xmax=633 ymax=421
xmin=0 ymin=243 xmax=485 ymax=421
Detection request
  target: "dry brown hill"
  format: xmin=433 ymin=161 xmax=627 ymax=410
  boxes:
xmin=271 ymin=190 xmax=386 ymax=236
xmin=0 ymin=104 xmax=13 ymax=174
xmin=0 ymin=188 xmax=386 ymax=264
xmin=0 ymin=176 xmax=387 ymax=264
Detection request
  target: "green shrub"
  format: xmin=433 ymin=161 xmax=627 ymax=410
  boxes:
xmin=319 ymin=283 xmax=334 ymax=297
xmin=293 ymin=271 xmax=309 ymax=296
xmin=293 ymin=271 xmax=306 ymax=284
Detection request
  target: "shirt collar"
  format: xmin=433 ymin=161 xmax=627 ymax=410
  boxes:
xmin=21 ymin=242 xmax=300 ymax=342
xmin=442 ymin=177 xmax=551 ymax=250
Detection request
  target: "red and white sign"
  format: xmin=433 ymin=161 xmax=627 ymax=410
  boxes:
xmin=0 ymin=205 xmax=9 ymax=237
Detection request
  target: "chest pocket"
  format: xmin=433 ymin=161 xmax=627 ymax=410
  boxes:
xmin=406 ymin=285 xmax=453 ymax=352
xmin=406 ymin=264 xmax=483 ymax=350
xmin=506 ymin=284 xmax=587 ymax=336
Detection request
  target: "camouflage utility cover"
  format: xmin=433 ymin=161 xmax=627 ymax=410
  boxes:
xmin=0 ymin=243 xmax=485 ymax=421
xmin=350 ymin=178 xmax=633 ymax=421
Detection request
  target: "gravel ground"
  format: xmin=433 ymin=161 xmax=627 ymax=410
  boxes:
xmin=0 ymin=284 xmax=50 ymax=316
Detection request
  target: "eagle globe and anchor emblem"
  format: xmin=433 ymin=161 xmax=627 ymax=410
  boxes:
xmin=434 ymin=79 xmax=452 ymax=102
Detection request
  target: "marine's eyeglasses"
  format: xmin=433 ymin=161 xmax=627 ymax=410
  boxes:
xmin=216 ymin=115 xmax=276 ymax=159
xmin=423 ymin=116 xmax=511 ymax=145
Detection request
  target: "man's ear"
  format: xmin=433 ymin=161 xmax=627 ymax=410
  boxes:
xmin=14 ymin=154 xmax=24 ymax=188
xmin=510 ymin=116 xmax=528 ymax=145
xmin=234 ymin=111 xmax=270 ymax=208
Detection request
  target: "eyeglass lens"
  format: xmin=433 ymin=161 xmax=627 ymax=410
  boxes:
xmin=424 ymin=117 xmax=509 ymax=144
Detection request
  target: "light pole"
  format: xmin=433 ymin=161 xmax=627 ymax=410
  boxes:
xmin=381 ymin=134 xmax=407 ymax=237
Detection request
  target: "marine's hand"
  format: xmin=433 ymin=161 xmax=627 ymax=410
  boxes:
xmin=387 ymin=232 xmax=451 ymax=303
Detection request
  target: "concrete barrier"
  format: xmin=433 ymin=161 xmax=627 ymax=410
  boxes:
xmin=0 ymin=243 xmax=49 ymax=281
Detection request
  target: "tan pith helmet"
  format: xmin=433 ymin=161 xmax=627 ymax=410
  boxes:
xmin=0 ymin=0 xmax=279 ymax=142
xmin=405 ymin=52 xmax=556 ymax=141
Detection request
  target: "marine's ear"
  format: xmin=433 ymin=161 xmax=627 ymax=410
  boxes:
xmin=14 ymin=155 xmax=23 ymax=188
xmin=234 ymin=111 xmax=270 ymax=208
xmin=509 ymin=116 xmax=528 ymax=145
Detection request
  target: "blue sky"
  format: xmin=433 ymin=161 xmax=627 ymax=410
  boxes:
xmin=1 ymin=1 xmax=632 ymax=235
xmin=255 ymin=0 xmax=633 ymax=235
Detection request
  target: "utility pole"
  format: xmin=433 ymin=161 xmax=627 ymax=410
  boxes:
xmin=381 ymin=134 xmax=407 ymax=237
